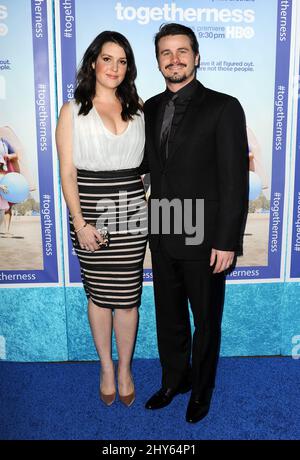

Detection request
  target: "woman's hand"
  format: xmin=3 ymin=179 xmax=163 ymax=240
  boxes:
xmin=0 ymin=184 xmax=8 ymax=193
xmin=76 ymin=223 xmax=104 ymax=252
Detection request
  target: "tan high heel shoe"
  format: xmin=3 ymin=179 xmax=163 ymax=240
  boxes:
xmin=99 ymin=389 xmax=116 ymax=406
xmin=118 ymin=373 xmax=135 ymax=407
xmin=99 ymin=367 xmax=116 ymax=406
xmin=119 ymin=390 xmax=135 ymax=407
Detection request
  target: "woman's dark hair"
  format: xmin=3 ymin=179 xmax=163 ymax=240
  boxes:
xmin=154 ymin=23 xmax=200 ymax=68
xmin=74 ymin=31 xmax=142 ymax=120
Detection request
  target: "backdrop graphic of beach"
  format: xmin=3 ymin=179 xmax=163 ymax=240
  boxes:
xmin=0 ymin=0 xmax=60 ymax=284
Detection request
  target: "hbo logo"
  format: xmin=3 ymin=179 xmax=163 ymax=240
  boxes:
xmin=225 ymin=26 xmax=254 ymax=39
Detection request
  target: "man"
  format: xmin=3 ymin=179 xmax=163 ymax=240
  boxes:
xmin=140 ymin=23 xmax=248 ymax=423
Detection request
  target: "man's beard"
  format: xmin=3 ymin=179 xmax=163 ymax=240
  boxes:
xmin=162 ymin=65 xmax=195 ymax=84
xmin=165 ymin=73 xmax=188 ymax=84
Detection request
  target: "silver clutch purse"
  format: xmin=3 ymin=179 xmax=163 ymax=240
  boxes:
xmin=96 ymin=226 xmax=110 ymax=248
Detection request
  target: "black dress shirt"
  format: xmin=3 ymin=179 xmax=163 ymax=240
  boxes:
xmin=160 ymin=78 xmax=198 ymax=163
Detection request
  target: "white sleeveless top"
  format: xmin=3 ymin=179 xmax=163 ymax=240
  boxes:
xmin=70 ymin=99 xmax=145 ymax=171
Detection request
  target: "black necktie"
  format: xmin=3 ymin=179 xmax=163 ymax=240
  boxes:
xmin=160 ymin=93 xmax=178 ymax=161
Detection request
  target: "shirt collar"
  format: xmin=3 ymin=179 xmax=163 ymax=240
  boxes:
xmin=165 ymin=78 xmax=198 ymax=102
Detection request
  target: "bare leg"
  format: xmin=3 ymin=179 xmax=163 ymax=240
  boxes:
xmin=88 ymin=299 xmax=115 ymax=394
xmin=0 ymin=210 xmax=5 ymax=230
xmin=113 ymin=307 xmax=138 ymax=395
xmin=4 ymin=208 xmax=12 ymax=235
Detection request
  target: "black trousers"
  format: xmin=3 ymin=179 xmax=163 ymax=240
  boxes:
xmin=151 ymin=243 xmax=225 ymax=397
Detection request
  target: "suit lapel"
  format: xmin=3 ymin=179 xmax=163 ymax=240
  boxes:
xmin=166 ymin=82 xmax=206 ymax=164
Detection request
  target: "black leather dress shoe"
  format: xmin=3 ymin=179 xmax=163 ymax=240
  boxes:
xmin=145 ymin=381 xmax=192 ymax=410
xmin=185 ymin=391 xmax=213 ymax=423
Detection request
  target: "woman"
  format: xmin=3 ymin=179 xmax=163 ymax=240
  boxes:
xmin=56 ymin=31 xmax=147 ymax=407
xmin=0 ymin=138 xmax=20 ymax=235
xmin=0 ymin=153 xmax=9 ymax=228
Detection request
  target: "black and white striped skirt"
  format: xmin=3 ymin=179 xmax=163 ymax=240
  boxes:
xmin=70 ymin=168 xmax=148 ymax=309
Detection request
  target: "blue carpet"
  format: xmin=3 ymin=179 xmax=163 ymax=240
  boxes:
xmin=0 ymin=358 xmax=299 ymax=440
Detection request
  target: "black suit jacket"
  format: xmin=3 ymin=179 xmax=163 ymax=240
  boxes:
xmin=139 ymin=81 xmax=249 ymax=260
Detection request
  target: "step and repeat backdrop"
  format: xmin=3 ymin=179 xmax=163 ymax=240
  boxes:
xmin=0 ymin=0 xmax=300 ymax=361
